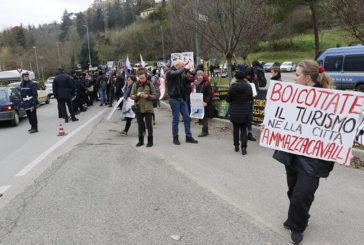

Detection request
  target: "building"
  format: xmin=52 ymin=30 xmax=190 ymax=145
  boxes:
xmin=140 ymin=7 xmax=158 ymax=19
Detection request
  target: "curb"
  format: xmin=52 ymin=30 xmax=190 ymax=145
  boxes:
xmin=159 ymin=101 xmax=364 ymax=160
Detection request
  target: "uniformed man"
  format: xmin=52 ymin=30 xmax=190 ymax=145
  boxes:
xmin=20 ymin=72 xmax=39 ymax=133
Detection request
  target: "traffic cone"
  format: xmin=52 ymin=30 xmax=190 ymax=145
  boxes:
xmin=57 ymin=124 xmax=66 ymax=136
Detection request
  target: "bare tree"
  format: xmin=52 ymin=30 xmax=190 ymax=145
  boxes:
xmin=330 ymin=0 xmax=364 ymax=43
xmin=171 ymin=0 xmax=268 ymax=79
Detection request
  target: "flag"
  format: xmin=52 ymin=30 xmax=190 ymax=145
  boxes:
xmin=140 ymin=54 xmax=145 ymax=67
xmin=160 ymin=67 xmax=165 ymax=78
xmin=125 ymin=56 xmax=132 ymax=76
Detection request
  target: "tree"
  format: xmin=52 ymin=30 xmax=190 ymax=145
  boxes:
xmin=329 ymin=0 xmax=364 ymax=43
xmin=267 ymin=0 xmax=323 ymax=58
xmin=11 ymin=26 xmax=27 ymax=48
xmin=76 ymin=12 xmax=87 ymax=37
xmin=59 ymin=10 xmax=73 ymax=42
xmin=79 ymin=39 xmax=99 ymax=69
xmin=93 ymin=7 xmax=105 ymax=32
xmin=172 ymin=0 xmax=267 ymax=79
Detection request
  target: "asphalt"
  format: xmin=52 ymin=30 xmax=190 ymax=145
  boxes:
xmin=0 ymin=104 xmax=363 ymax=245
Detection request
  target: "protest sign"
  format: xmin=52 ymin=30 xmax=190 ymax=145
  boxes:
xmin=252 ymin=90 xmax=267 ymax=125
xmin=121 ymin=98 xmax=135 ymax=119
xmin=260 ymin=81 xmax=364 ymax=165
xmin=107 ymin=97 xmax=124 ymax=120
xmin=171 ymin=52 xmax=194 ymax=69
xmin=190 ymin=92 xmax=205 ymax=119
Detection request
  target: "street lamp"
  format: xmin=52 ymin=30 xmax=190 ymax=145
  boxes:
xmin=83 ymin=25 xmax=92 ymax=69
xmin=33 ymin=46 xmax=40 ymax=80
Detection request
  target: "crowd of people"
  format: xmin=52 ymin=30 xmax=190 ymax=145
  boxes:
xmin=18 ymin=58 xmax=339 ymax=244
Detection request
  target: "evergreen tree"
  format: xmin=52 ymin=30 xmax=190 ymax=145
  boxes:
xmin=11 ymin=26 xmax=27 ymax=48
xmin=59 ymin=10 xmax=73 ymax=42
xmin=93 ymin=7 xmax=105 ymax=32
xmin=79 ymin=40 xmax=99 ymax=69
xmin=76 ymin=12 xmax=87 ymax=37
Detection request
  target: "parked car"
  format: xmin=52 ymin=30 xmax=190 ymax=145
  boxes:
xmin=280 ymin=61 xmax=297 ymax=72
xmin=0 ymin=87 xmax=27 ymax=126
xmin=45 ymin=76 xmax=55 ymax=96
xmin=317 ymin=45 xmax=364 ymax=91
xmin=263 ymin=62 xmax=280 ymax=72
xmin=8 ymin=82 xmax=50 ymax=104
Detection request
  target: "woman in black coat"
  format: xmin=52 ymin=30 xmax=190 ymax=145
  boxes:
xmin=226 ymin=71 xmax=253 ymax=155
xmin=271 ymin=60 xmax=335 ymax=244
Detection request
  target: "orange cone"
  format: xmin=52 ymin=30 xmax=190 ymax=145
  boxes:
xmin=58 ymin=124 xmax=66 ymax=136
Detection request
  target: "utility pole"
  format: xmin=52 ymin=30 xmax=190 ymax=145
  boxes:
xmin=56 ymin=41 xmax=61 ymax=68
xmin=84 ymin=25 xmax=92 ymax=69
xmin=195 ymin=0 xmax=200 ymax=66
xmin=160 ymin=25 xmax=165 ymax=61
xmin=33 ymin=46 xmax=40 ymax=80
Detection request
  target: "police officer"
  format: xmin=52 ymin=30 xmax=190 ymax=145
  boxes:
xmin=20 ymin=72 xmax=39 ymax=133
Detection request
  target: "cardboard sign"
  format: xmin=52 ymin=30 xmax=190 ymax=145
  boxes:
xmin=190 ymin=92 xmax=205 ymax=119
xmin=252 ymin=90 xmax=267 ymax=125
xmin=171 ymin=52 xmax=194 ymax=69
xmin=121 ymin=98 xmax=135 ymax=119
xmin=260 ymin=81 xmax=364 ymax=165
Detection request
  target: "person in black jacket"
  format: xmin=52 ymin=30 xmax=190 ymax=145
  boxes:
xmin=166 ymin=60 xmax=198 ymax=145
xmin=194 ymin=70 xmax=213 ymax=137
xmin=120 ymin=75 xmax=136 ymax=136
xmin=226 ymin=71 xmax=253 ymax=155
xmin=53 ymin=69 xmax=78 ymax=123
xmin=270 ymin=60 xmax=335 ymax=244
xmin=20 ymin=72 xmax=39 ymax=133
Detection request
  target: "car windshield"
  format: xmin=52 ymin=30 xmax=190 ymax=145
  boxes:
xmin=282 ymin=62 xmax=292 ymax=65
xmin=0 ymin=89 xmax=7 ymax=102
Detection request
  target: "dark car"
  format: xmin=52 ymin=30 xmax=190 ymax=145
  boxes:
xmin=0 ymin=87 xmax=27 ymax=126
xmin=263 ymin=62 xmax=280 ymax=72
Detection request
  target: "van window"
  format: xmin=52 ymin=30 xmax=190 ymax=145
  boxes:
xmin=324 ymin=56 xmax=343 ymax=71
xmin=344 ymin=55 xmax=364 ymax=72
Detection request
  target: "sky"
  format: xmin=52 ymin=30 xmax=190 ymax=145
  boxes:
xmin=0 ymin=0 xmax=94 ymax=31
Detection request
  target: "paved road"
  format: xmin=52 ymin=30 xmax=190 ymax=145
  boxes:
xmin=0 ymin=99 xmax=107 ymax=207
xmin=0 ymin=103 xmax=363 ymax=244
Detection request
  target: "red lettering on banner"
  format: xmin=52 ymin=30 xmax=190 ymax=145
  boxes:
xmin=324 ymin=93 xmax=340 ymax=113
xmin=282 ymin=85 xmax=293 ymax=103
xmin=348 ymin=96 xmax=364 ymax=114
xmin=305 ymin=88 xmax=317 ymax=106
xmin=297 ymin=89 xmax=307 ymax=104
xmin=270 ymin=83 xmax=282 ymax=102
xmin=340 ymin=94 xmax=354 ymax=114
xmin=261 ymin=128 xmax=270 ymax=144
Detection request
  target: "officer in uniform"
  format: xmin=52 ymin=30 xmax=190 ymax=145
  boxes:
xmin=20 ymin=72 xmax=39 ymax=133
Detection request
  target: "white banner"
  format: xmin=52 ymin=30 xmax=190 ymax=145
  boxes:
xmin=121 ymin=98 xmax=135 ymax=119
xmin=190 ymin=92 xmax=205 ymax=119
xmin=107 ymin=97 xmax=124 ymax=121
xmin=171 ymin=52 xmax=194 ymax=69
xmin=260 ymin=81 xmax=364 ymax=165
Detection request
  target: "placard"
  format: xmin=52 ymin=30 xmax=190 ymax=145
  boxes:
xmin=171 ymin=52 xmax=194 ymax=69
xmin=190 ymin=92 xmax=204 ymax=119
xmin=260 ymin=81 xmax=364 ymax=165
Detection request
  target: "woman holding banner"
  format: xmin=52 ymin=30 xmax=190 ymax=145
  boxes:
xmin=271 ymin=60 xmax=335 ymax=244
xmin=120 ymin=75 xmax=137 ymax=136
xmin=131 ymin=69 xmax=156 ymax=147
xmin=226 ymin=71 xmax=253 ymax=155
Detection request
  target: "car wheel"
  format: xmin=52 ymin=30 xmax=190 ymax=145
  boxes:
xmin=46 ymin=95 xmax=50 ymax=104
xmin=356 ymin=84 xmax=364 ymax=92
xmin=10 ymin=111 xmax=20 ymax=127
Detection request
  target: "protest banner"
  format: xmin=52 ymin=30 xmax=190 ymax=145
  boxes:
xmin=121 ymin=98 xmax=135 ymax=119
xmin=190 ymin=92 xmax=205 ymax=119
xmin=260 ymin=81 xmax=364 ymax=165
xmin=159 ymin=77 xmax=166 ymax=100
xmin=107 ymin=97 xmax=124 ymax=121
xmin=171 ymin=52 xmax=194 ymax=69
xmin=252 ymin=90 xmax=267 ymax=125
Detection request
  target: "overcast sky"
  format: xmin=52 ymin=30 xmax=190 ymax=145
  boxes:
xmin=0 ymin=0 xmax=94 ymax=31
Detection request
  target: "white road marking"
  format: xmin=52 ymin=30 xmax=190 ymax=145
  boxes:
xmin=15 ymin=109 xmax=107 ymax=177
xmin=0 ymin=185 xmax=11 ymax=194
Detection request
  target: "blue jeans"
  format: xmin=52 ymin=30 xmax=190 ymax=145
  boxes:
xmin=98 ymin=88 xmax=107 ymax=104
xmin=169 ymin=98 xmax=192 ymax=137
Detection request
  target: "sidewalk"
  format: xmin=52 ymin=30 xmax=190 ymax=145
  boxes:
xmin=0 ymin=106 xmax=363 ymax=244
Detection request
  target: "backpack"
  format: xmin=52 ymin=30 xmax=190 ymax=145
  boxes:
xmin=255 ymin=68 xmax=267 ymax=87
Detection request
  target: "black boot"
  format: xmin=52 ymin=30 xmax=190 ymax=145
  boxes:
xmin=198 ymin=130 xmax=208 ymax=137
xmin=248 ymin=133 xmax=256 ymax=141
xmin=71 ymin=116 xmax=79 ymax=122
xmin=146 ymin=136 xmax=153 ymax=147
xmin=136 ymin=135 xmax=144 ymax=147
xmin=242 ymin=147 xmax=247 ymax=155
xmin=234 ymin=145 xmax=239 ymax=152
xmin=186 ymin=136 xmax=198 ymax=143
xmin=173 ymin=135 xmax=180 ymax=145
